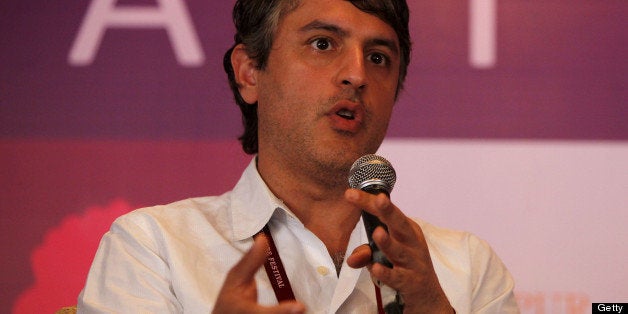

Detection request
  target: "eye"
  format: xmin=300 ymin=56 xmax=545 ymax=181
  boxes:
xmin=368 ymin=53 xmax=387 ymax=66
xmin=311 ymin=38 xmax=333 ymax=51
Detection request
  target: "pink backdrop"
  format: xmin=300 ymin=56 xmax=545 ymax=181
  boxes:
xmin=1 ymin=0 xmax=626 ymax=312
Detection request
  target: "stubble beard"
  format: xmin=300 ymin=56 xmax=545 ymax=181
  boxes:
xmin=259 ymin=84 xmax=387 ymax=191
xmin=278 ymin=117 xmax=385 ymax=191
xmin=269 ymin=125 xmax=356 ymax=190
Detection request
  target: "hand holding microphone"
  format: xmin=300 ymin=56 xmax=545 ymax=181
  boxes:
xmin=345 ymin=154 xmax=454 ymax=314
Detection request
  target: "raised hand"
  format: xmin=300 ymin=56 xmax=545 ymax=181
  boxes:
xmin=212 ymin=235 xmax=306 ymax=314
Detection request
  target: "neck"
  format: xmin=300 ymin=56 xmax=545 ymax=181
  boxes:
xmin=256 ymin=153 xmax=361 ymax=261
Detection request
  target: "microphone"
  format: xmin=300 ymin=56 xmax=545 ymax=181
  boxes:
xmin=349 ymin=154 xmax=405 ymax=314
xmin=348 ymin=154 xmax=396 ymax=268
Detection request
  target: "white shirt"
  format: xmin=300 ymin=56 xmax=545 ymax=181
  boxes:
xmin=78 ymin=158 xmax=519 ymax=313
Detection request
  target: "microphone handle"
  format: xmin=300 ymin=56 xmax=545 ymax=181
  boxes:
xmin=362 ymin=211 xmax=393 ymax=268
xmin=361 ymin=186 xmax=393 ymax=268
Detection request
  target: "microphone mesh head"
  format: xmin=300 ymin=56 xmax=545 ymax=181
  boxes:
xmin=348 ymin=154 xmax=396 ymax=193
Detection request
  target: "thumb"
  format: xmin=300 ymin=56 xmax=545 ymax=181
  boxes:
xmin=227 ymin=236 xmax=307 ymax=314
xmin=346 ymin=244 xmax=372 ymax=268
xmin=228 ymin=235 xmax=269 ymax=285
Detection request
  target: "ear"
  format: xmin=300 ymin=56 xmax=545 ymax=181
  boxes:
xmin=230 ymin=44 xmax=259 ymax=104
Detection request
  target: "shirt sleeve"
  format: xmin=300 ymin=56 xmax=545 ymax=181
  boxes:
xmin=467 ymin=234 xmax=520 ymax=313
xmin=77 ymin=213 xmax=183 ymax=313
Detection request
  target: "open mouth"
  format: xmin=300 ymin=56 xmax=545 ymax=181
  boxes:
xmin=336 ymin=108 xmax=355 ymax=120
xmin=327 ymin=100 xmax=363 ymax=133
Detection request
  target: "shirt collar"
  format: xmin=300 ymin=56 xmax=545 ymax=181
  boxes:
xmin=230 ymin=157 xmax=291 ymax=241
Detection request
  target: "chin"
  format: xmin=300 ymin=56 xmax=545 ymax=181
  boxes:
xmin=329 ymin=150 xmax=364 ymax=172
xmin=314 ymin=137 xmax=380 ymax=170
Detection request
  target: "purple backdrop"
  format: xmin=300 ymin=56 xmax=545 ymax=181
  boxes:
xmin=1 ymin=0 xmax=626 ymax=312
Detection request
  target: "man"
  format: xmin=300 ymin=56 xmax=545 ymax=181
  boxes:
xmin=78 ymin=0 xmax=519 ymax=313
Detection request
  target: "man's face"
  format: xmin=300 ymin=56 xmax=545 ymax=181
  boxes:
xmin=254 ymin=0 xmax=401 ymax=176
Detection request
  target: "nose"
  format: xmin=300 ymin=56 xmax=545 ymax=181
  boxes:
xmin=337 ymin=47 xmax=367 ymax=91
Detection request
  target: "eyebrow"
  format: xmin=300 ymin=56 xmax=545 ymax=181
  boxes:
xmin=299 ymin=20 xmax=348 ymax=37
xmin=299 ymin=19 xmax=399 ymax=56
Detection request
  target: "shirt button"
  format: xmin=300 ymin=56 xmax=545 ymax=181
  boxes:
xmin=316 ymin=266 xmax=329 ymax=276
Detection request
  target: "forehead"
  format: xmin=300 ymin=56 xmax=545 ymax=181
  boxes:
xmin=278 ymin=0 xmax=399 ymax=43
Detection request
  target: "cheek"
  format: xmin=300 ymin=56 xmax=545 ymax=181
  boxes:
xmin=371 ymin=88 xmax=397 ymax=117
xmin=256 ymin=83 xmax=306 ymax=131
xmin=367 ymin=96 xmax=395 ymax=140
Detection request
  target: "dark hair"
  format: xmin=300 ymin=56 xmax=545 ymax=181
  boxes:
xmin=223 ymin=0 xmax=411 ymax=155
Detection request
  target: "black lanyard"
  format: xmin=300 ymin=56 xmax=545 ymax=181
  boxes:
xmin=256 ymin=224 xmax=385 ymax=314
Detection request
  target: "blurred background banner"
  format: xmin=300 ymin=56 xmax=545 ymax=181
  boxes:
xmin=1 ymin=0 xmax=626 ymax=313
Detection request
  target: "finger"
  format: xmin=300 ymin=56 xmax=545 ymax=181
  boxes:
xmin=369 ymin=261 xmax=400 ymax=290
xmin=371 ymin=194 xmax=415 ymax=243
xmin=227 ymin=235 xmax=269 ymax=285
xmin=376 ymin=218 xmax=434 ymax=265
xmin=345 ymin=189 xmax=404 ymax=226
xmin=345 ymin=189 xmax=421 ymax=268
xmin=215 ymin=297 xmax=305 ymax=314
xmin=214 ymin=236 xmax=271 ymax=313
xmin=346 ymin=244 xmax=372 ymax=268
xmin=371 ymin=226 xmax=412 ymax=268
xmin=345 ymin=189 xmax=417 ymax=243
xmin=234 ymin=237 xmax=307 ymax=314
xmin=257 ymin=302 xmax=306 ymax=314
xmin=368 ymin=254 xmax=421 ymax=290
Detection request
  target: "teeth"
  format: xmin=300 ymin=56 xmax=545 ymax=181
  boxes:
xmin=336 ymin=109 xmax=355 ymax=120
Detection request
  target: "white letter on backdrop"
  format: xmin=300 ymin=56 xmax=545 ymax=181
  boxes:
xmin=469 ymin=0 xmax=497 ymax=69
xmin=68 ymin=0 xmax=204 ymax=67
